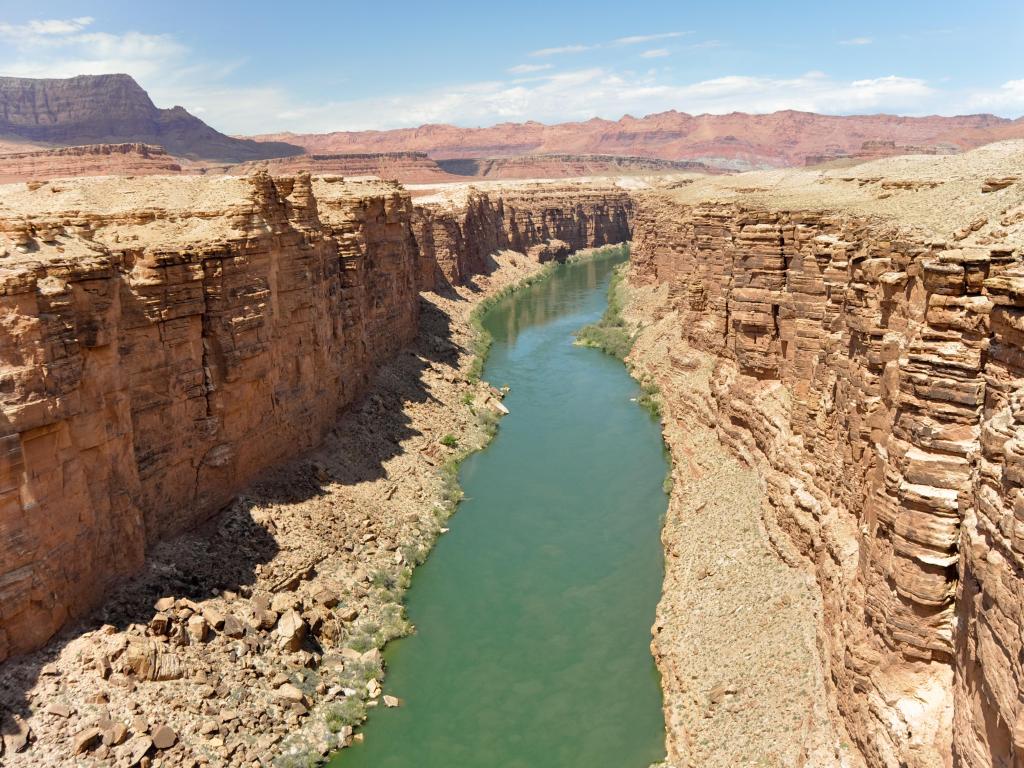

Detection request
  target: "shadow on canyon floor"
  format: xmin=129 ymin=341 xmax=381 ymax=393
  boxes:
xmin=0 ymin=295 xmax=467 ymax=749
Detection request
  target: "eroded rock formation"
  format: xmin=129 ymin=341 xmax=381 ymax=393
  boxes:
xmin=251 ymin=112 xmax=1024 ymax=170
xmin=627 ymin=142 xmax=1024 ymax=766
xmin=0 ymin=172 xmax=420 ymax=661
xmin=217 ymin=152 xmax=457 ymax=183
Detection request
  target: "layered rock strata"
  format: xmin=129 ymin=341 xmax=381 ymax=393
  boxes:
xmin=0 ymin=172 xmax=421 ymax=662
xmin=216 ymin=152 xmax=457 ymax=184
xmin=626 ymin=142 xmax=1024 ymax=767
xmin=0 ymin=144 xmax=183 ymax=183
xmin=411 ymin=180 xmax=634 ymax=288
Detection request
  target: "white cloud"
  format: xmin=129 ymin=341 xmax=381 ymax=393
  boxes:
xmin=688 ymin=40 xmax=724 ymax=50
xmin=529 ymin=44 xmax=593 ymax=57
xmin=242 ymin=70 xmax=941 ymax=133
xmin=967 ymin=79 xmax=1024 ymax=112
xmin=530 ymin=31 xmax=687 ymax=57
xmin=507 ymin=63 xmax=553 ymax=74
xmin=612 ymin=32 xmax=686 ymax=46
xmin=640 ymin=49 xmax=671 ymax=59
xmin=840 ymin=37 xmax=873 ymax=46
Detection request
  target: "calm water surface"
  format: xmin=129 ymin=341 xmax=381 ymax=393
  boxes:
xmin=333 ymin=250 xmax=667 ymax=768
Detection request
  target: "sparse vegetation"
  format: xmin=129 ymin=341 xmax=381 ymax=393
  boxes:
xmin=637 ymin=380 xmax=663 ymax=419
xmin=575 ymin=252 xmax=636 ymax=359
xmin=325 ymin=697 xmax=368 ymax=732
xmin=274 ymin=748 xmax=323 ymax=768
xmin=440 ymin=433 xmax=459 ymax=448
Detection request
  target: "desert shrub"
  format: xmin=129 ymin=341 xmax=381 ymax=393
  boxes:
xmin=325 ymin=697 xmax=367 ymax=732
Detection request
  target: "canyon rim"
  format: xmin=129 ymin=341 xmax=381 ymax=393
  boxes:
xmin=1 ymin=3 xmax=1024 ymax=767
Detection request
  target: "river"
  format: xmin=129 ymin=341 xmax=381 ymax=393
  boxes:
xmin=332 ymin=248 xmax=668 ymax=768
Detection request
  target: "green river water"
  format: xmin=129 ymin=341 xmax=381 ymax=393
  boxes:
xmin=333 ymin=249 xmax=668 ymax=768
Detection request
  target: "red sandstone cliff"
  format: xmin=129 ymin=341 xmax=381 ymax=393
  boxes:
xmin=626 ymin=142 xmax=1024 ymax=767
xmin=411 ymin=179 xmax=634 ymax=288
xmin=0 ymin=173 xmax=421 ymax=660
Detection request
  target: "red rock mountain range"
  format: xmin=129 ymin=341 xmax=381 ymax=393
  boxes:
xmin=251 ymin=111 xmax=1024 ymax=169
xmin=1 ymin=74 xmax=1023 ymax=179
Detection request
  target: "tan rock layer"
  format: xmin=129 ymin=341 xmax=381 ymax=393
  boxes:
xmin=628 ymin=190 xmax=1023 ymax=766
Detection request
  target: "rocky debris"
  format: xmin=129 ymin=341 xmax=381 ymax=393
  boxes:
xmin=527 ymin=238 xmax=572 ymax=263
xmin=982 ymin=176 xmax=1019 ymax=192
xmin=71 ymin=727 xmax=101 ymax=754
xmin=149 ymin=724 xmax=176 ymax=750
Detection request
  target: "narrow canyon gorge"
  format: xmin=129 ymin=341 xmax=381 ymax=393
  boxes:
xmin=0 ymin=138 xmax=1023 ymax=768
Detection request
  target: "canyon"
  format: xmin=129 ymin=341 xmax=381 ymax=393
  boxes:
xmin=1 ymin=114 xmax=1024 ymax=766
xmin=0 ymin=171 xmax=633 ymax=766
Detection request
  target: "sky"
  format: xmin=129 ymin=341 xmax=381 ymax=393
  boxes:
xmin=0 ymin=1 xmax=1021 ymax=135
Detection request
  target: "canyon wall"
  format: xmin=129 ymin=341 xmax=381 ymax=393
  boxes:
xmin=627 ymin=146 xmax=1024 ymax=767
xmin=0 ymin=172 xmax=421 ymax=662
xmin=412 ymin=181 xmax=634 ymax=289
xmin=0 ymin=173 xmax=634 ymax=664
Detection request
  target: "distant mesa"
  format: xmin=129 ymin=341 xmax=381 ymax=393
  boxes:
xmin=0 ymin=74 xmax=302 ymax=162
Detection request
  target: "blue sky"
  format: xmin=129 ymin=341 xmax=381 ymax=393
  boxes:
xmin=0 ymin=1 xmax=1021 ymax=134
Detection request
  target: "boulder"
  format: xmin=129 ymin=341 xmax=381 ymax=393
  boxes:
xmin=276 ymin=609 xmax=306 ymax=651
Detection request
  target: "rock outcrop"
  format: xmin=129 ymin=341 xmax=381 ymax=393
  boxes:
xmin=626 ymin=141 xmax=1024 ymax=767
xmin=0 ymin=75 xmax=300 ymax=162
xmin=0 ymin=172 xmax=420 ymax=661
xmin=0 ymin=143 xmax=182 ymax=183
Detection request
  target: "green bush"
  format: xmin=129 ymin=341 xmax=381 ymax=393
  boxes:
xmin=440 ymin=433 xmax=459 ymax=448
xmin=575 ymin=261 xmax=637 ymax=359
xmin=325 ymin=697 xmax=367 ymax=732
